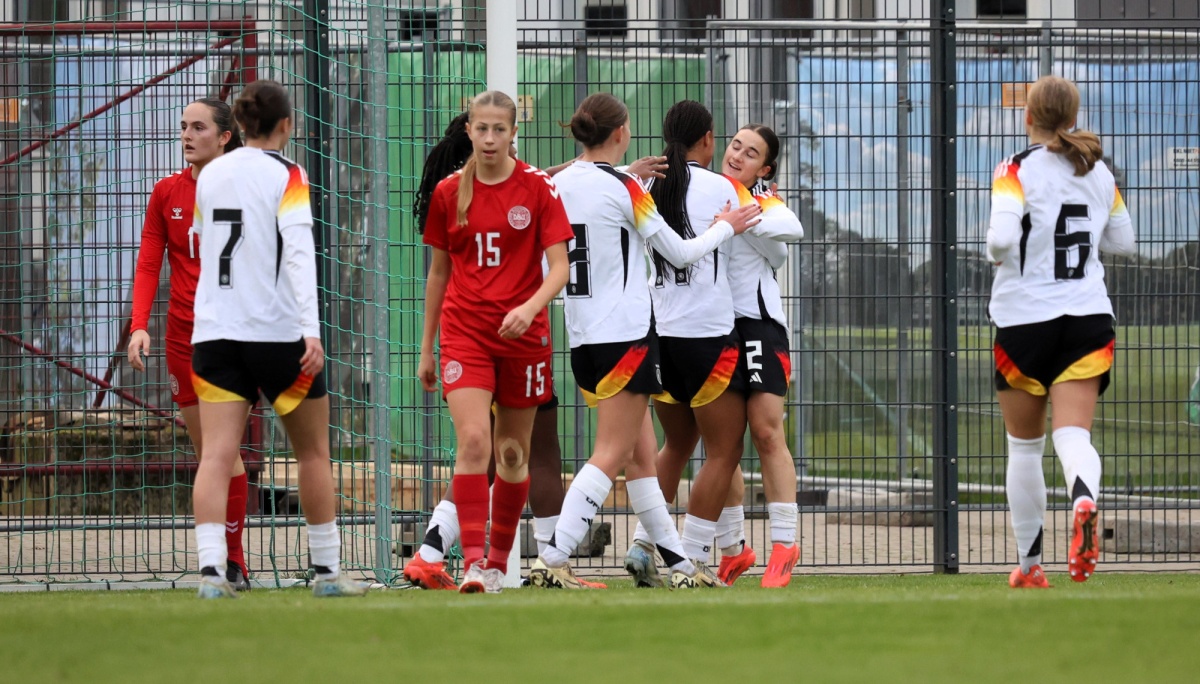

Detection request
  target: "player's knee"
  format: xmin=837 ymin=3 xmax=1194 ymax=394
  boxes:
xmin=456 ymin=426 xmax=491 ymax=466
xmin=749 ymin=415 xmax=786 ymax=454
xmin=495 ymin=437 xmax=527 ymax=470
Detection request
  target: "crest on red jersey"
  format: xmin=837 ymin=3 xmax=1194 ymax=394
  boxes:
xmin=508 ymin=205 xmax=531 ymax=230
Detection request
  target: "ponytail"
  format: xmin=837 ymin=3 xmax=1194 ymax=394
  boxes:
xmin=456 ymin=156 xmax=478 ymax=226
xmin=650 ymin=100 xmax=712 ymax=278
xmin=1049 ymin=128 xmax=1103 ymax=177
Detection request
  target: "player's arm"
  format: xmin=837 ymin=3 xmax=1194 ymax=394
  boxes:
xmin=1099 ymin=185 xmax=1136 ymax=256
xmin=128 ymin=183 xmax=169 ymax=371
xmin=277 ymin=167 xmax=324 ymax=376
xmin=628 ymin=175 xmax=756 ymax=268
xmin=987 ymin=158 xmax=1026 ymax=264
xmin=499 ymin=241 xmax=568 ymax=340
xmin=743 ymin=191 xmax=802 ymax=268
xmin=418 ymin=248 xmax=451 ymax=391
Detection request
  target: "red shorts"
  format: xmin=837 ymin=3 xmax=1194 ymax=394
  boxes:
xmin=165 ymin=319 xmax=197 ymax=407
xmin=439 ymin=342 xmax=553 ymax=409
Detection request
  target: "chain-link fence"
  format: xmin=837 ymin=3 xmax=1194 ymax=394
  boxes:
xmin=1 ymin=1 xmax=1196 ymax=585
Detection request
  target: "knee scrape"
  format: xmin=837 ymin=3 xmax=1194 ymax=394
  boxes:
xmin=496 ymin=438 xmax=525 ymax=468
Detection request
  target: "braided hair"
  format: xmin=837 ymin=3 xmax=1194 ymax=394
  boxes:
xmin=413 ymin=112 xmax=472 ymax=233
xmin=650 ymin=100 xmax=713 ymax=278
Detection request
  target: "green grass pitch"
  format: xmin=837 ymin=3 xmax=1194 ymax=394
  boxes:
xmin=3 ymin=573 xmax=1200 ymax=683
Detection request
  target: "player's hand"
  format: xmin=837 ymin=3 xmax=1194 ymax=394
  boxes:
xmin=299 ymin=336 xmax=325 ymax=377
xmin=127 ymin=329 xmax=151 ymax=372
xmin=417 ymin=350 xmax=438 ymax=393
xmin=715 ymin=201 xmax=762 ymax=235
xmin=626 ymin=155 xmax=668 ymax=181
xmin=499 ymin=305 xmax=535 ymax=340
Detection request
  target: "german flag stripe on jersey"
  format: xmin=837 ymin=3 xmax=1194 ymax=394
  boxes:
xmin=991 ymin=159 xmax=1025 ymax=210
xmin=724 ymin=175 xmax=757 ymax=207
xmin=594 ymin=344 xmax=650 ymax=402
xmin=621 ymin=176 xmax=658 ymax=232
xmin=1053 ymin=341 xmax=1114 ymax=385
xmin=755 ymin=191 xmax=787 ymax=214
xmin=690 ymin=345 xmax=741 ymax=407
xmin=993 ymin=343 xmax=1046 ymax=396
xmin=1111 ymin=186 xmax=1129 ymax=217
xmin=192 ymin=372 xmax=252 ymax=403
xmin=272 ymin=372 xmax=315 ymax=416
xmin=277 ymin=165 xmax=310 ymax=218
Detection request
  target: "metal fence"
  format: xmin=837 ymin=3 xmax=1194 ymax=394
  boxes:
xmin=0 ymin=1 xmax=1197 ymax=585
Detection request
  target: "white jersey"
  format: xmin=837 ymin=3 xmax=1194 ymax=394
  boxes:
xmin=191 ymin=147 xmax=320 ymax=343
xmin=728 ymin=184 xmax=805 ymax=329
xmin=987 ymin=145 xmax=1135 ymax=327
xmin=555 ymin=160 xmax=735 ymax=347
xmin=649 ymin=162 xmax=743 ymax=338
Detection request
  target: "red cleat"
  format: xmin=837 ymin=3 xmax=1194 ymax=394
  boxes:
xmin=761 ymin=543 xmax=800 ymax=588
xmin=716 ymin=544 xmax=757 ymax=585
xmin=402 ymin=555 xmax=458 ymax=590
xmin=1069 ymin=499 xmax=1100 ymax=583
xmin=1008 ymin=565 xmax=1051 ymax=588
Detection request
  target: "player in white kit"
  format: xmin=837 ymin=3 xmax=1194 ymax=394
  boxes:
xmin=988 ymin=76 xmax=1135 ymax=588
xmin=525 ymin=93 xmax=760 ymax=590
xmin=189 ymin=80 xmax=367 ymax=598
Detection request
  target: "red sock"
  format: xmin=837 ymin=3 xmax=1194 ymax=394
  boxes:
xmin=226 ymin=472 xmax=248 ymax=574
xmin=453 ymin=473 xmax=490 ymax=569
xmin=486 ymin=476 xmax=530 ymax=574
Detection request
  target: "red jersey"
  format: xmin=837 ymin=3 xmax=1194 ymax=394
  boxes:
xmin=132 ymin=168 xmax=201 ymax=334
xmin=423 ymin=160 xmax=574 ymax=356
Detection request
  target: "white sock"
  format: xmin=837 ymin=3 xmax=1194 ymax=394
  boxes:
xmin=716 ymin=505 xmax=746 ymax=555
xmin=195 ymin=522 xmax=228 ymax=573
xmin=533 ymin=515 xmax=559 ymax=555
xmin=632 ymin=521 xmax=651 ymax=546
xmin=418 ymin=500 xmax=459 ymax=563
xmin=767 ymin=502 xmax=798 ymax=546
xmin=307 ymin=521 xmax=341 ymax=579
xmin=680 ymin=514 xmax=717 ymax=562
xmin=1053 ymin=426 xmax=1101 ymax=509
xmin=541 ymin=464 xmax=611 ymax=567
xmin=1006 ymin=433 xmax=1047 ymax=573
xmin=626 ymin=477 xmax=694 ymax=574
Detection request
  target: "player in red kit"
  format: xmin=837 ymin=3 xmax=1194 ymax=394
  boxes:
xmin=126 ymin=98 xmax=252 ymax=590
xmin=418 ymin=90 xmax=573 ymax=594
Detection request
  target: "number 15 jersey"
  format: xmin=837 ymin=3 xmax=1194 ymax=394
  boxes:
xmin=988 ymin=144 xmax=1134 ymax=327
xmin=191 ymin=147 xmax=320 ymax=344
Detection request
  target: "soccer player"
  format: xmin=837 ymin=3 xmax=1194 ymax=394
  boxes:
xmin=620 ymin=100 xmax=752 ymax=588
xmin=988 ymin=75 xmax=1135 ymax=588
xmin=189 ymin=80 xmax=368 ymax=598
xmin=401 ymin=112 xmax=596 ymax=590
xmin=127 ymin=98 xmax=252 ymax=591
xmin=525 ymin=93 xmax=761 ymax=590
xmin=714 ymin=124 xmax=806 ymax=587
xmin=418 ymin=90 xmax=573 ymax=594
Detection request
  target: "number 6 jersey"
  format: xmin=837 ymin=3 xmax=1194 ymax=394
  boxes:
xmin=987 ymin=144 xmax=1136 ymax=327
xmin=191 ymin=147 xmax=320 ymax=344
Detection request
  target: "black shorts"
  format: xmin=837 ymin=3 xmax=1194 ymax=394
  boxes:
xmin=735 ymin=317 xmax=792 ymax=397
xmin=656 ymin=332 xmax=744 ymax=408
xmin=570 ymin=334 xmax=661 ymax=408
xmin=192 ymin=338 xmax=328 ymax=415
xmin=993 ymin=314 xmax=1115 ymax=397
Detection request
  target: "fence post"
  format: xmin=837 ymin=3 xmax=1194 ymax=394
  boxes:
xmin=930 ymin=1 xmax=960 ymax=574
xmin=304 ymin=0 xmax=333 ymax=325
xmin=367 ymin=0 xmax=394 ymax=585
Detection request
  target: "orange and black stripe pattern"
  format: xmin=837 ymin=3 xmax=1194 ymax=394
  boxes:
xmin=272 ymin=372 xmax=315 ymax=416
xmin=277 ymin=164 xmax=310 ymax=218
xmin=991 ymin=158 xmax=1025 ymax=206
xmin=581 ymin=344 xmax=650 ymax=408
xmin=776 ymin=350 xmax=793 ymax=386
xmin=192 ymin=372 xmax=251 ymax=404
xmin=620 ymin=176 xmax=658 ymax=232
xmin=691 ymin=345 xmax=740 ymax=407
xmin=994 ymin=343 xmax=1047 ymax=396
xmin=1054 ymin=341 xmax=1114 ymax=385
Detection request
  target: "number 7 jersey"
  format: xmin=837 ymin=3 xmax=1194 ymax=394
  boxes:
xmin=988 ymin=144 xmax=1134 ymax=327
xmin=191 ymin=147 xmax=320 ymax=344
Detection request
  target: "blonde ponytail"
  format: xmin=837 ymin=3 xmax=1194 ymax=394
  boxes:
xmin=456 ymin=156 xmax=477 ymax=226
xmin=1049 ymin=128 xmax=1103 ymax=177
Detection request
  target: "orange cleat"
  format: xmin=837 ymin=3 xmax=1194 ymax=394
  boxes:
xmin=578 ymin=577 xmax=608 ymax=589
xmin=760 ymin=543 xmax=800 ymax=588
xmin=1069 ymin=499 xmax=1100 ymax=583
xmin=402 ymin=554 xmax=458 ymax=590
xmin=1008 ymin=565 xmax=1051 ymax=588
xmin=716 ymin=544 xmax=757 ymax=585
